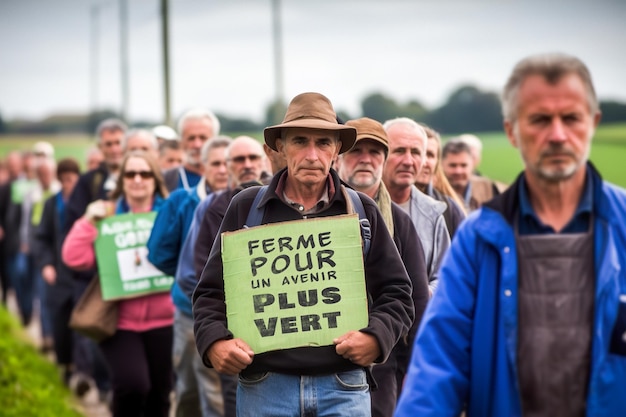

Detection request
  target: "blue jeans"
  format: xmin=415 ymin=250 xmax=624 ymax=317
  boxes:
xmin=37 ymin=271 xmax=53 ymax=338
xmin=8 ymin=252 xmax=34 ymax=325
xmin=237 ymin=369 xmax=370 ymax=417
xmin=173 ymin=310 xmax=237 ymax=417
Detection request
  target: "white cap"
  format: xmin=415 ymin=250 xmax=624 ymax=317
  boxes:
xmin=33 ymin=141 xmax=54 ymax=158
xmin=152 ymin=125 xmax=179 ymax=141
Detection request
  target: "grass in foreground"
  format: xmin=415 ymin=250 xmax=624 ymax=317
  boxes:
xmin=0 ymin=307 xmax=84 ymax=417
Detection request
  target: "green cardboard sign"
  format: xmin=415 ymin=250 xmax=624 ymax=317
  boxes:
xmin=221 ymin=214 xmax=368 ymax=354
xmin=95 ymin=212 xmax=174 ymax=300
xmin=11 ymin=179 xmax=37 ymax=204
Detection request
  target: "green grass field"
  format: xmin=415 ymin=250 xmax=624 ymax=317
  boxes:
xmin=1 ymin=123 xmax=625 ymax=187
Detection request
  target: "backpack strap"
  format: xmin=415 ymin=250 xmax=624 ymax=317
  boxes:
xmin=244 ymin=186 xmax=267 ymax=228
xmin=341 ymin=186 xmax=371 ymax=259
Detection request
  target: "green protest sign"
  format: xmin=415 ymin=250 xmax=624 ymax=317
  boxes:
xmin=95 ymin=212 xmax=174 ymax=300
xmin=222 ymin=214 xmax=368 ymax=354
xmin=11 ymin=179 xmax=37 ymax=204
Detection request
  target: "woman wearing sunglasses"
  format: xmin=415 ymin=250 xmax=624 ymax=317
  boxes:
xmin=63 ymin=150 xmax=173 ymax=417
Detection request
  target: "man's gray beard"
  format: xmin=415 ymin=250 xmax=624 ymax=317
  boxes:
xmin=349 ymin=176 xmax=378 ymax=190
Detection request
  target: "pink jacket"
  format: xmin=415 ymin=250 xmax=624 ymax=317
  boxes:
xmin=62 ymin=217 xmax=174 ymax=332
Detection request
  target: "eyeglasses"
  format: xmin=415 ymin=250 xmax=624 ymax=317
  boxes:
xmin=229 ymin=154 xmax=263 ymax=164
xmin=123 ymin=170 xmax=155 ymax=179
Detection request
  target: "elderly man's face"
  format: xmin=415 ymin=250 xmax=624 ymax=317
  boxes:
xmin=6 ymin=152 xmax=23 ymax=179
xmin=227 ymin=140 xmax=265 ymax=186
xmin=336 ymin=139 xmax=385 ymax=195
xmin=505 ymin=73 xmax=600 ymax=183
xmin=204 ymin=146 xmax=228 ymax=191
xmin=383 ymin=124 xmax=426 ymax=191
xmin=181 ymin=119 xmax=214 ymax=167
xmin=125 ymin=134 xmax=158 ymax=159
xmin=277 ymin=128 xmax=341 ymax=188
xmin=99 ymin=128 xmax=124 ymax=170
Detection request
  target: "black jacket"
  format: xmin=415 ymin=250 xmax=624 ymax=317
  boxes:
xmin=193 ymin=169 xmax=414 ymax=376
xmin=34 ymin=194 xmax=75 ymax=298
xmin=0 ymin=181 xmax=22 ymax=256
xmin=64 ymin=163 xmax=110 ymax=234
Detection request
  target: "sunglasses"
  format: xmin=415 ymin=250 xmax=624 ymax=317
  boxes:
xmin=229 ymin=154 xmax=263 ymax=164
xmin=123 ymin=170 xmax=155 ymax=179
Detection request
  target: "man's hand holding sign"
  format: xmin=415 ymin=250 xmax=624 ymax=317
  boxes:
xmin=207 ymin=338 xmax=254 ymax=375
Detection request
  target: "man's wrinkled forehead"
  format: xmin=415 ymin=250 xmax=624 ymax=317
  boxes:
xmin=347 ymin=138 xmax=386 ymax=154
xmin=228 ymin=140 xmax=264 ymax=159
xmin=282 ymin=127 xmax=340 ymax=141
xmin=387 ymin=124 xmax=426 ymax=148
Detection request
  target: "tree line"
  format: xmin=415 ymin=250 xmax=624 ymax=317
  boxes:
xmin=2 ymin=84 xmax=626 ymax=136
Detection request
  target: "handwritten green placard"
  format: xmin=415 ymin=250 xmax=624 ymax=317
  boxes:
xmin=221 ymin=214 xmax=368 ymax=354
xmin=95 ymin=212 xmax=174 ymax=300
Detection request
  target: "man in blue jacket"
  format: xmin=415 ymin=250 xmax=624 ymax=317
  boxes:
xmin=395 ymin=53 xmax=626 ymax=417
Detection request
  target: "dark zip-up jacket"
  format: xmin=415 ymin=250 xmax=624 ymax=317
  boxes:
xmin=193 ymin=168 xmax=414 ymax=376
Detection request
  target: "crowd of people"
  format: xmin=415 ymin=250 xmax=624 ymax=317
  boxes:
xmin=1 ymin=52 xmax=625 ymax=417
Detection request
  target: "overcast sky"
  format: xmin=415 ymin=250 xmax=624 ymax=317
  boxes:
xmin=1 ymin=0 xmax=625 ymax=124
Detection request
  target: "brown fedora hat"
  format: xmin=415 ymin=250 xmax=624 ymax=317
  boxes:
xmin=264 ymin=92 xmax=357 ymax=154
xmin=345 ymin=117 xmax=388 ymax=152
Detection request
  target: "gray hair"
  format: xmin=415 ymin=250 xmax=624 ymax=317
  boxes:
xmin=122 ymin=129 xmax=159 ymax=152
xmin=158 ymin=139 xmax=181 ymax=156
xmin=226 ymin=136 xmax=265 ymax=160
xmin=201 ymin=135 xmax=233 ymax=163
xmin=442 ymin=139 xmax=473 ymax=159
xmin=177 ymin=108 xmax=221 ymax=138
xmin=382 ymin=117 xmax=428 ymax=151
xmin=502 ymin=53 xmax=599 ymax=123
xmin=95 ymin=118 xmax=128 ymax=143
xmin=454 ymin=134 xmax=482 ymax=155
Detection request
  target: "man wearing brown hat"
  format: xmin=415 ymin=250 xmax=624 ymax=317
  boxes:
xmin=193 ymin=92 xmax=414 ymax=416
xmin=335 ymin=117 xmax=430 ymax=417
